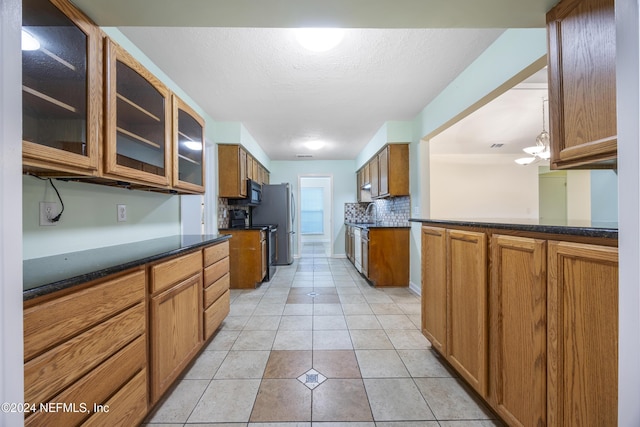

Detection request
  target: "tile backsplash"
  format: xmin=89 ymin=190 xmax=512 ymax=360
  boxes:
xmin=217 ymin=198 xmax=249 ymax=229
xmin=344 ymin=196 xmax=411 ymax=226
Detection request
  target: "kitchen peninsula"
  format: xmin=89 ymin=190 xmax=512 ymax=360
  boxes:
xmin=412 ymin=217 xmax=618 ymax=427
xmin=22 ymin=234 xmax=231 ymax=426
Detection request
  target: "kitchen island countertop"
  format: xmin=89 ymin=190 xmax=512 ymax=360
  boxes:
xmin=23 ymin=234 xmax=231 ymax=300
xmin=409 ymin=218 xmax=617 ymax=240
xmin=345 ymin=222 xmax=411 ymax=229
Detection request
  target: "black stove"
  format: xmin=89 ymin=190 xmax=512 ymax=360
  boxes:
xmin=253 ymin=223 xmax=278 ymax=281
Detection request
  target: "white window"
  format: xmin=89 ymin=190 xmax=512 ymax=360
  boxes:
xmin=300 ymin=187 xmax=323 ymax=234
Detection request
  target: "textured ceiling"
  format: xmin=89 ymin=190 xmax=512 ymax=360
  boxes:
xmin=72 ymin=0 xmax=558 ymax=160
xmin=431 ymin=68 xmax=549 ymax=155
xmin=118 ymin=27 xmax=504 ymax=160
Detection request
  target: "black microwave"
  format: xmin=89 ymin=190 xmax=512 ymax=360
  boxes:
xmin=229 ymin=179 xmax=262 ymax=206
xmin=247 ymin=179 xmax=262 ymax=205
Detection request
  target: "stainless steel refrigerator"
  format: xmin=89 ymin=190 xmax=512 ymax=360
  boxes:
xmin=251 ymin=183 xmax=295 ymax=265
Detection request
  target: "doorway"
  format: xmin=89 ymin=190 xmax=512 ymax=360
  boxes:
xmin=298 ymin=176 xmax=333 ymax=257
xmin=539 ymin=171 xmax=567 ymax=224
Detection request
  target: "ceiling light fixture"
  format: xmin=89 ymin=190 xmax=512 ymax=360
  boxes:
xmin=295 ymin=28 xmax=345 ymax=52
xmin=21 ymin=29 xmax=40 ymax=51
xmin=305 ymin=140 xmax=325 ymax=150
xmin=515 ymin=98 xmax=551 ymax=165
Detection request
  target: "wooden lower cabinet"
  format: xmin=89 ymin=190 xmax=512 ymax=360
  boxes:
xmin=367 ymin=228 xmax=410 ymax=287
xmin=421 ymin=226 xmax=447 ymax=354
xmin=446 ymin=229 xmax=488 ymax=397
xmin=224 ymin=229 xmax=267 ymax=288
xmin=420 ymin=224 xmax=618 ymax=426
xmin=150 ymin=272 xmax=202 ymax=403
xmin=24 ymin=239 xmax=232 ymax=426
xmin=490 ymin=235 xmax=547 ymax=427
xmin=203 ymin=241 xmax=231 ymax=341
xmin=23 ymin=268 xmax=148 ymax=427
xmin=547 ymin=241 xmax=618 ymax=426
xmin=149 ymin=249 xmax=205 ymax=403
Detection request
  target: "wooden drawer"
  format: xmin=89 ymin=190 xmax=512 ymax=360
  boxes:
xmin=204 ymin=272 xmax=230 ymax=309
xmin=204 ymin=257 xmax=229 ymax=287
xmin=24 ymin=268 xmax=145 ymax=361
xmin=25 ymin=335 xmax=146 ymax=427
xmin=204 ymin=290 xmax=230 ymax=341
xmin=150 ymin=250 xmax=202 ymax=294
xmin=82 ymin=368 xmax=148 ymax=427
xmin=204 ymin=240 xmax=229 ymax=267
xmin=24 ymin=303 xmax=145 ymax=405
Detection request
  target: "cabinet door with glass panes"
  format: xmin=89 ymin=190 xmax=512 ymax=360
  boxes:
xmin=22 ymin=0 xmax=100 ymax=175
xmin=104 ymin=38 xmax=171 ymax=188
xmin=172 ymin=95 xmax=205 ymax=194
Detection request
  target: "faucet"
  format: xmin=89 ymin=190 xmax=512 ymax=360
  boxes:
xmin=365 ymin=202 xmax=379 ymax=224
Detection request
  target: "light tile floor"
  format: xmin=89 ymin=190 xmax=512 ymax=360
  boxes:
xmin=143 ymin=242 xmax=504 ymax=427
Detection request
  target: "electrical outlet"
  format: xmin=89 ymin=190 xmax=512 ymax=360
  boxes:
xmin=39 ymin=202 xmax=58 ymax=226
xmin=413 ymin=206 xmax=420 ymax=216
xmin=117 ymin=204 xmax=127 ymax=222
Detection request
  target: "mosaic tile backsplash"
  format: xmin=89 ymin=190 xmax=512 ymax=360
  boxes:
xmin=217 ymin=198 xmax=249 ymax=229
xmin=344 ymin=196 xmax=411 ymax=226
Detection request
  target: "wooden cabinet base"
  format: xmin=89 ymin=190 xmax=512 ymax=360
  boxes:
xmin=367 ymin=228 xmax=409 ymax=287
xmin=420 ymin=223 xmax=618 ymax=426
xmin=205 ymin=290 xmax=231 ymax=341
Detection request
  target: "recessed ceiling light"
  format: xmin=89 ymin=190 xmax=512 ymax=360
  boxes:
xmin=305 ymin=140 xmax=325 ymax=150
xmin=295 ymin=28 xmax=345 ymax=52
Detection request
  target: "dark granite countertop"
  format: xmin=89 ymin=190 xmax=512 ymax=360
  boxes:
xmin=345 ymin=222 xmax=411 ymax=229
xmin=409 ymin=218 xmax=618 ymax=239
xmin=219 ymin=226 xmax=270 ymax=231
xmin=23 ymin=234 xmax=232 ymax=301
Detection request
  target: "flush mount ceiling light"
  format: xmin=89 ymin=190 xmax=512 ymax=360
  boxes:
xmin=515 ymin=98 xmax=551 ymax=165
xmin=21 ymin=29 xmax=40 ymax=51
xmin=305 ymin=140 xmax=325 ymax=150
xmin=295 ymin=28 xmax=345 ymax=52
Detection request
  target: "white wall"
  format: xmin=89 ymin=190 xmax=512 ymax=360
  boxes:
xmin=300 ymin=177 xmax=332 ymax=243
xmin=566 ymin=170 xmax=591 ymax=222
xmin=590 ymin=170 xmax=618 ymax=224
xmin=1 ymin=0 xmax=24 ymax=424
xmin=23 ymin=176 xmax=180 ymax=259
xmin=616 ymin=0 xmax=640 ymax=423
xmin=270 ymin=160 xmax=355 ymax=257
xmin=429 ymin=154 xmax=539 ymax=220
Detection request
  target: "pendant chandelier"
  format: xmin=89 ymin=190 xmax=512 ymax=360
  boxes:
xmin=515 ymin=98 xmax=551 ymax=165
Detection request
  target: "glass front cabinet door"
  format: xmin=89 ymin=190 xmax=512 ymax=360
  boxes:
xmin=104 ymin=38 xmax=171 ymax=188
xmin=22 ymin=0 xmax=100 ymax=175
xmin=172 ymin=95 xmax=205 ymax=193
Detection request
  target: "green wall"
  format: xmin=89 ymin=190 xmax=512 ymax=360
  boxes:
xmin=358 ymin=28 xmax=548 ymax=290
xmin=269 ymin=160 xmax=356 ymax=257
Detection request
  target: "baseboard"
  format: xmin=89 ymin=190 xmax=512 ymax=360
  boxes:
xmin=332 ymin=254 xmax=347 ymax=259
xmin=409 ymin=280 xmax=421 ymax=296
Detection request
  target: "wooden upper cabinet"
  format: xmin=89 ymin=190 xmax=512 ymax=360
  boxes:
xmin=547 ymin=241 xmax=618 ymax=426
xmin=172 ymin=95 xmax=205 ymax=194
xmin=218 ymin=144 xmax=268 ymax=197
xmin=218 ymin=144 xmax=247 ymax=198
xmin=369 ymin=157 xmax=379 ymax=198
xmin=246 ymin=154 xmax=254 ymax=180
xmin=22 ymin=0 xmax=101 ymax=176
xmin=547 ymin=0 xmax=617 ymax=169
xmin=364 ymin=143 xmax=409 ymax=199
xmin=490 ymin=235 xmax=547 ymax=427
xmin=104 ymin=38 xmax=172 ymax=187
